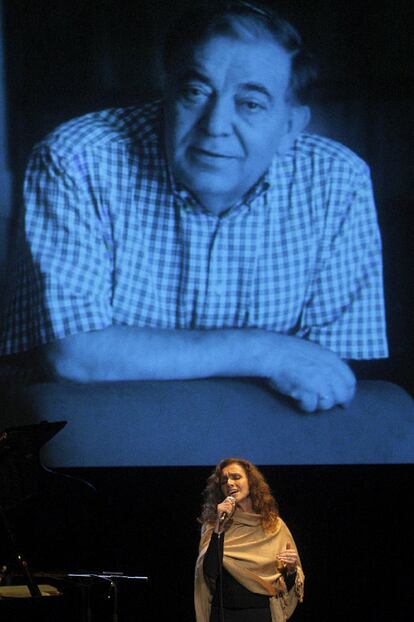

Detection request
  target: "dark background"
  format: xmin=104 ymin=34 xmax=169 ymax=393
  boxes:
xmin=1 ymin=464 xmax=413 ymax=621
xmin=2 ymin=0 xmax=413 ymax=395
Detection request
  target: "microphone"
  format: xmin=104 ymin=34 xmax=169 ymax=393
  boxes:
xmin=219 ymin=496 xmax=236 ymax=522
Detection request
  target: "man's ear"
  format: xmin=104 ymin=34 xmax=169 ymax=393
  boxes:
xmin=278 ymin=105 xmax=311 ymax=154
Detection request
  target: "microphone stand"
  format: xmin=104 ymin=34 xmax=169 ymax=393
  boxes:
xmin=216 ymin=522 xmax=225 ymax=622
xmin=216 ymin=497 xmax=236 ymax=622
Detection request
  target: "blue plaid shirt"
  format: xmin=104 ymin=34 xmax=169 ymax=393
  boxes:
xmin=0 ymin=100 xmax=388 ymax=359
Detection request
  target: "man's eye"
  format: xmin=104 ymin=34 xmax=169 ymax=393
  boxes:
xmin=240 ymin=100 xmax=265 ymax=113
xmin=181 ymin=86 xmax=208 ymax=102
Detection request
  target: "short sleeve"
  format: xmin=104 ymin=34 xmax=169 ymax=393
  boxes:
xmin=300 ymin=162 xmax=388 ymax=359
xmin=0 ymin=145 xmax=114 ymax=355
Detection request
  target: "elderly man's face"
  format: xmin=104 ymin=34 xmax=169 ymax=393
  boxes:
xmin=164 ymin=33 xmax=301 ymax=214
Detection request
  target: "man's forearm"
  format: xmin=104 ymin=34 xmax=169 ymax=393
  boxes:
xmin=43 ymin=325 xmax=355 ymax=412
xmin=43 ymin=325 xmax=269 ymax=383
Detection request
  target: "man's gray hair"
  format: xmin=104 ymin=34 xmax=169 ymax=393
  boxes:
xmin=163 ymin=0 xmax=317 ymax=104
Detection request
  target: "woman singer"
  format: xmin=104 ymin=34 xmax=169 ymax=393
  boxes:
xmin=194 ymin=457 xmax=304 ymax=622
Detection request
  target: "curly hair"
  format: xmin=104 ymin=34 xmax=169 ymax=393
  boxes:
xmin=199 ymin=457 xmax=279 ymax=533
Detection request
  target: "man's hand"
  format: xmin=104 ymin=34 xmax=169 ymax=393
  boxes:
xmin=263 ymin=334 xmax=356 ymax=412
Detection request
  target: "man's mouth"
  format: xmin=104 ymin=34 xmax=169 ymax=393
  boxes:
xmin=190 ymin=147 xmax=236 ymax=159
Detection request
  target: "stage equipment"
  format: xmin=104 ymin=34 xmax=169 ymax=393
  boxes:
xmin=0 ymin=420 xmax=66 ymax=597
xmin=0 ymin=421 xmax=150 ymax=621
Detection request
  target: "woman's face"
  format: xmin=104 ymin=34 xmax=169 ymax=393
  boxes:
xmin=220 ymin=462 xmax=252 ymax=511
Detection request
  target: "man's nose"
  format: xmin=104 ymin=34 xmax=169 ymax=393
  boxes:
xmin=199 ymin=96 xmax=233 ymax=136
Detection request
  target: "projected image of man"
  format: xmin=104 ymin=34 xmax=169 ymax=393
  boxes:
xmin=0 ymin=1 xmax=388 ymax=413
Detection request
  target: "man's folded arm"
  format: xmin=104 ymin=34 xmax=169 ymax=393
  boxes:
xmin=42 ymin=326 xmax=263 ymax=382
xmin=41 ymin=326 xmax=356 ymax=412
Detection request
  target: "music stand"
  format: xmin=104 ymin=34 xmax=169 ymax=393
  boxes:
xmin=67 ymin=572 xmax=149 ymax=622
xmin=0 ymin=421 xmax=66 ymax=597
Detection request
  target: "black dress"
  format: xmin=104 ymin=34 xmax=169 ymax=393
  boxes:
xmin=204 ymin=531 xmax=295 ymax=622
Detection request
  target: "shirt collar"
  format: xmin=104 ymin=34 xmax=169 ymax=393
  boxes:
xmin=168 ymin=166 xmax=271 ymax=218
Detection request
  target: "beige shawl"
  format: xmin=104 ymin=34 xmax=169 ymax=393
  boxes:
xmin=194 ymin=509 xmax=304 ymax=622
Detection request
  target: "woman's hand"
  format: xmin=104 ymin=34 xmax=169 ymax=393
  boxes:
xmin=277 ymin=541 xmax=298 ymax=574
xmin=214 ymin=496 xmax=236 ymax=532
